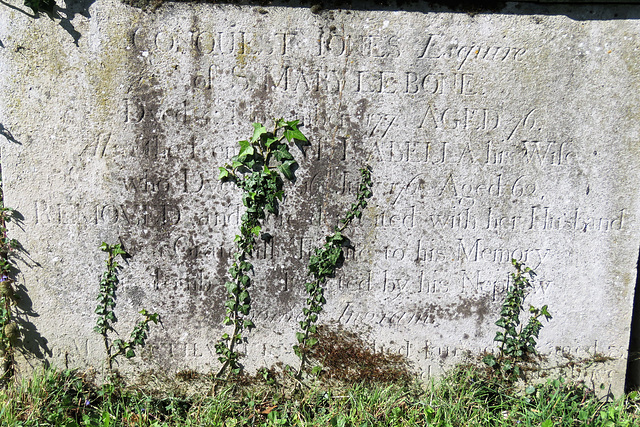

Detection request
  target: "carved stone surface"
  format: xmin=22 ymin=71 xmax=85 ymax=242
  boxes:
xmin=1 ymin=1 xmax=639 ymax=394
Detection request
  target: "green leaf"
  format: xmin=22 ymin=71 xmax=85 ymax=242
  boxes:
xmin=293 ymin=345 xmax=302 ymax=358
xmin=274 ymin=144 xmax=294 ymax=161
xmin=284 ymin=128 xmax=306 ymax=143
xmin=265 ymin=136 xmax=279 ymax=148
xmin=218 ymin=167 xmax=230 ymax=181
xmin=284 ymin=121 xmax=307 ymax=142
xmin=296 ymin=332 xmax=305 ymax=343
xmin=238 ymin=139 xmax=252 ymax=155
xmin=225 ymin=282 xmax=239 ymax=294
xmin=541 ymin=419 xmax=553 ymax=427
xmin=482 ymin=354 xmax=497 ymax=367
xmin=238 ymin=291 xmax=249 ymax=303
xmin=277 ymin=160 xmax=295 ymax=181
xmin=251 ymin=123 xmax=267 ymax=143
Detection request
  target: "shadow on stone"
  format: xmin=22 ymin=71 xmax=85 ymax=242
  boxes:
xmin=54 ymin=0 xmax=96 ymax=46
xmin=146 ymin=0 xmax=640 ymax=20
xmin=0 ymin=124 xmax=21 ymax=146
xmin=15 ymin=281 xmax=52 ymax=363
xmin=7 ymin=209 xmax=50 ymax=367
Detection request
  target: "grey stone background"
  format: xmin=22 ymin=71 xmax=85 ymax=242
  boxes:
xmin=1 ymin=0 xmax=639 ymax=394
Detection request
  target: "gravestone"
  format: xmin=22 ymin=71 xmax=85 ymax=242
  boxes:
xmin=1 ymin=0 xmax=639 ymax=395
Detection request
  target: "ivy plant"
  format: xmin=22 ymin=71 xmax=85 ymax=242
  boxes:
xmin=0 ymin=184 xmax=20 ymax=384
xmin=294 ymin=166 xmax=373 ymax=380
xmin=483 ymin=259 xmax=552 ymax=382
xmin=94 ymin=243 xmax=160 ymax=373
xmin=23 ymin=0 xmax=56 ymax=14
xmin=215 ymin=119 xmax=307 ymax=379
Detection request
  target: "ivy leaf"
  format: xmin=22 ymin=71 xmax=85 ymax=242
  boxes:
xmin=482 ymin=354 xmax=497 ymax=367
xmin=265 ymin=136 xmax=280 ymax=148
xmin=251 ymin=123 xmax=267 ymax=143
xmin=277 ymin=160 xmax=296 ymax=181
xmin=238 ymin=140 xmax=254 ymax=160
xmin=225 ymin=281 xmax=239 ymax=295
xmin=284 ymin=121 xmax=307 ymax=142
xmin=218 ymin=167 xmax=231 ymax=181
xmin=238 ymin=291 xmax=250 ymax=303
xmin=273 ymin=144 xmax=294 ymax=162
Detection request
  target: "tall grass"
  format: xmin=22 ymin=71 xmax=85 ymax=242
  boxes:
xmin=0 ymin=365 xmax=638 ymax=426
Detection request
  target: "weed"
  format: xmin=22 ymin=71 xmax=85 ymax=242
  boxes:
xmin=0 ymin=365 xmax=639 ymax=426
xmin=0 ymin=180 xmax=21 ymax=385
xmin=483 ymin=259 xmax=552 ymax=382
xmin=215 ymin=119 xmax=307 ymax=379
xmin=294 ymin=166 xmax=373 ymax=381
xmin=94 ymin=242 xmax=160 ymax=373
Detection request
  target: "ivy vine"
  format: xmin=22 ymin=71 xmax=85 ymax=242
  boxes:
xmin=294 ymin=166 xmax=373 ymax=380
xmin=0 ymin=183 xmax=20 ymax=385
xmin=215 ymin=119 xmax=307 ymax=379
xmin=94 ymin=243 xmax=160 ymax=373
xmin=483 ymin=259 xmax=552 ymax=382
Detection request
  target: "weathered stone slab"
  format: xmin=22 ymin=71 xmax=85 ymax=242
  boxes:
xmin=1 ymin=1 xmax=639 ymax=394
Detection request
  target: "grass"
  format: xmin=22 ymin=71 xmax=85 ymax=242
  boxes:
xmin=0 ymin=364 xmax=639 ymax=426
